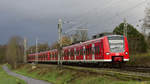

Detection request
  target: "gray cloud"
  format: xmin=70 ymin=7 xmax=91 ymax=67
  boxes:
xmin=0 ymin=0 xmax=148 ymax=45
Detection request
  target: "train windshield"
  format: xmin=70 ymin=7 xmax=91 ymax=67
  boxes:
xmin=108 ymin=36 xmax=124 ymax=52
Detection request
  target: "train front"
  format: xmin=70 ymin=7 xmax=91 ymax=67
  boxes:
xmin=104 ymin=35 xmax=129 ymax=63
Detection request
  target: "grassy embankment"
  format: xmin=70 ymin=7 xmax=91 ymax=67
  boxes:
xmin=0 ymin=65 xmax=26 ymax=84
xmin=127 ymin=49 xmax=150 ymax=67
xmin=14 ymin=64 xmax=149 ymax=84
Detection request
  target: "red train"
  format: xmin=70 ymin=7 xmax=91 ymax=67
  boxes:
xmin=27 ymin=35 xmax=129 ymax=65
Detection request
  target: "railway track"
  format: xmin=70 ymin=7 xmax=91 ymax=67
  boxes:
xmin=32 ymin=63 xmax=150 ymax=73
xmin=121 ymin=66 xmax=150 ymax=73
xmin=29 ymin=63 xmax=150 ymax=81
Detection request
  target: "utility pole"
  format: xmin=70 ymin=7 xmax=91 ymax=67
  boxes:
xmin=124 ymin=18 xmax=128 ymax=38
xmin=24 ymin=38 xmax=27 ymax=63
xmin=35 ymin=38 xmax=38 ymax=64
xmin=58 ymin=19 xmax=62 ymax=66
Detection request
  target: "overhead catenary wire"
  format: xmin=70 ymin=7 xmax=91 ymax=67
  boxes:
xmin=64 ymin=0 xmax=142 ymax=34
xmin=91 ymin=0 xmax=148 ymax=30
xmin=63 ymin=0 xmax=125 ymax=31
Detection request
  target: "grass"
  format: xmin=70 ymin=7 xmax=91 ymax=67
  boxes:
xmin=13 ymin=64 xmax=150 ymax=84
xmin=127 ymin=50 xmax=150 ymax=67
xmin=0 ymin=65 xmax=26 ymax=84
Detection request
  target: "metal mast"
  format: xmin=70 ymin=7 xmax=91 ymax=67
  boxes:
xmin=124 ymin=18 xmax=128 ymax=38
xmin=58 ymin=19 xmax=62 ymax=66
xmin=35 ymin=38 xmax=38 ymax=64
xmin=24 ymin=37 xmax=27 ymax=63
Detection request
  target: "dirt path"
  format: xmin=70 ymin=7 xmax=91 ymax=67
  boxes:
xmin=2 ymin=65 xmax=51 ymax=84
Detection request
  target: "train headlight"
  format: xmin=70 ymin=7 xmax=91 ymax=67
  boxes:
xmin=106 ymin=52 xmax=110 ymax=55
xmin=125 ymin=52 xmax=128 ymax=55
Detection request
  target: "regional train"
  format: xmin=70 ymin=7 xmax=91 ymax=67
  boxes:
xmin=27 ymin=35 xmax=129 ymax=66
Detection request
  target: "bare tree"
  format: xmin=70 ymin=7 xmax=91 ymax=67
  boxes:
xmin=28 ymin=42 xmax=50 ymax=53
xmin=0 ymin=45 xmax=7 ymax=63
xmin=142 ymin=3 xmax=150 ymax=37
xmin=71 ymin=28 xmax=88 ymax=43
xmin=6 ymin=36 xmax=24 ymax=69
xmin=50 ymin=36 xmax=72 ymax=49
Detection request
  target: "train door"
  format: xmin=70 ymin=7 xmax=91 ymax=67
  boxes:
xmin=61 ymin=50 xmax=64 ymax=60
xmin=56 ymin=51 xmax=58 ymax=60
xmin=39 ymin=53 xmax=42 ymax=61
xmin=85 ymin=44 xmax=92 ymax=60
xmin=49 ymin=52 xmax=51 ymax=60
xmin=45 ymin=52 xmax=48 ymax=61
xmin=74 ymin=48 xmax=77 ymax=60
xmin=33 ymin=54 xmax=35 ymax=61
xmin=54 ymin=52 xmax=56 ymax=61
xmin=43 ymin=52 xmax=47 ymax=61
xmin=47 ymin=52 xmax=50 ymax=61
xmin=52 ymin=51 xmax=54 ymax=60
xmin=100 ymin=40 xmax=104 ymax=59
xmin=42 ymin=53 xmax=43 ymax=61
xmin=95 ymin=42 xmax=101 ymax=60
xmin=64 ymin=49 xmax=69 ymax=60
xmin=70 ymin=48 xmax=74 ymax=60
xmin=44 ymin=53 xmax=46 ymax=61
xmin=79 ymin=46 xmax=83 ymax=60
xmin=76 ymin=47 xmax=80 ymax=60
xmin=66 ymin=49 xmax=69 ymax=60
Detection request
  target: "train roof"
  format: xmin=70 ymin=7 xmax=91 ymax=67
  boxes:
xmin=63 ymin=36 xmax=105 ymax=49
xmin=28 ymin=35 xmax=124 ymax=55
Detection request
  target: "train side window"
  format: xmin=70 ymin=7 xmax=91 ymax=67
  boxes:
xmin=84 ymin=48 xmax=86 ymax=56
xmin=92 ymin=46 xmax=95 ymax=54
xmin=72 ymin=50 xmax=74 ymax=56
xmin=74 ymin=49 xmax=76 ymax=55
xmin=76 ymin=49 xmax=79 ymax=56
xmin=89 ymin=47 xmax=92 ymax=55
xmin=64 ymin=51 xmax=66 ymax=57
xmin=95 ymin=46 xmax=100 ymax=54
xmin=95 ymin=46 xmax=97 ymax=54
xmin=56 ymin=52 xmax=58 ymax=58
xmin=80 ymin=48 xmax=83 ymax=55
xmin=87 ymin=48 xmax=89 ymax=55
xmin=87 ymin=47 xmax=89 ymax=55
xmin=54 ymin=53 xmax=56 ymax=58
xmin=49 ymin=53 xmax=51 ymax=58
xmin=84 ymin=48 xmax=86 ymax=55
xmin=52 ymin=53 xmax=53 ymax=58
xmin=71 ymin=50 xmax=74 ymax=57
xmin=67 ymin=51 xmax=69 ymax=57
xmin=69 ymin=50 xmax=71 ymax=56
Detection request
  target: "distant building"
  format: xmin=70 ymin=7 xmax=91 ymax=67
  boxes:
xmin=92 ymin=32 xmax=113 ymax=39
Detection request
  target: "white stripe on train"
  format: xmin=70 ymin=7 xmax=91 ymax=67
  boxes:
xmin=30 ymin=59 xmax=129 ymax=62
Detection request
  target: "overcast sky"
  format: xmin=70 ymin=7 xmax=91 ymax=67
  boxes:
xmin=0 ymin=0 xmax=149 ymax=45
